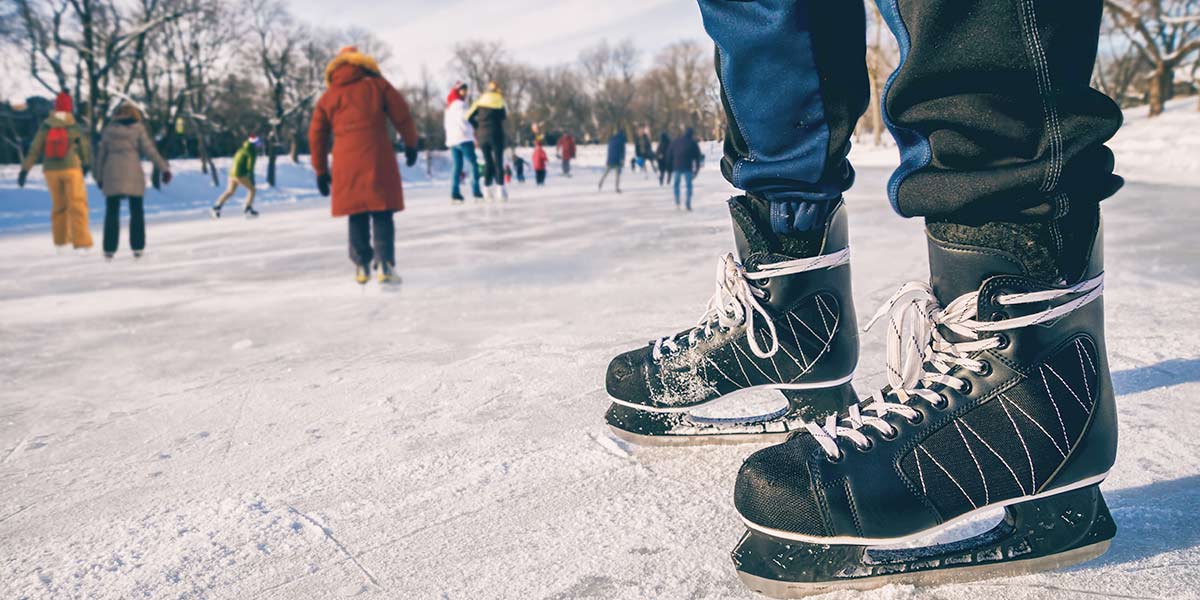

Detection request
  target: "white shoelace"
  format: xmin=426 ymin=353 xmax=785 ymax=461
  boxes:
xmin=805 ymin=272 xmax=1105 ymax=460
xmin=652 ymin=248 xmax=851 ymax=361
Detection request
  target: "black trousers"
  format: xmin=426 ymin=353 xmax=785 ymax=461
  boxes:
xmin=103 ymin=196 xmax=144 ymax=254
xmin=535 ymin=170 xmax=546 ymax=185
xmin=700 ymin=0 xmax=1122 ymax=224
xmin=348 ymin=211 xmax=395 ymax=268
xmin=480 ymin=141 xmax=505 ymax=186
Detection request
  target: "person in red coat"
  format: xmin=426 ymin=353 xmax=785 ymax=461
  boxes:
xmin=555 ymin=133 xmax=576 ymax=177
xmin=309 ymin=46 xmax=419 ymax=285
xmin=532 ymin=139 xmax=549 ymax=186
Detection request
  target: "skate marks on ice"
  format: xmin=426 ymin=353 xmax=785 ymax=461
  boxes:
xmin=1110 ymin=358 xmax=1200 ymax=397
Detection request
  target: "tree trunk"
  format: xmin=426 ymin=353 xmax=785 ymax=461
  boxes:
xmin=1147 ymin=63 xmax=1174 ymax=117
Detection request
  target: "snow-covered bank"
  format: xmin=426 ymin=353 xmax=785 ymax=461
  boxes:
xmin=1 ymin=157 xmax=1198 ymax=598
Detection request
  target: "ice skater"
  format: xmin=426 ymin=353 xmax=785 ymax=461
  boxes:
xmin=467 ymin=82 xmax=508 ymax=201
xmin=667 ymin=127 xmax=702 ymax=211
xmin=309 ymin=46 xmax=419 ymax=285
xmin=94 ymin=102 xmax=172 ymax=260
xmin=556 ymin=132 xmax=576 ymax=177
xmin=655 ymin=131 xmax=672 ymax=186
xmin=604 ymin=0 xmax=1125 ymax=593
xmin=532 ymin=138 xmax=549 ymax=186
xmin=211 ymin=136 xmax=261 ymax=219
xmin=444 ymin=81 xmax=483 ymax=203
xmin=17 ymin=91 xmax=93 ymax=253
xmin=597 ymin=128 xmax=626 ymax=194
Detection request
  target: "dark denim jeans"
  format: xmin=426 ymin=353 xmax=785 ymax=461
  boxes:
xmin=348 ymin=210 xmax=395 ymax=268
xmin=103 ymin=196 xmax=144 ymax=254
xmin=673 ymin=170 xmax=695 ymax=210
xmin=698 ymin=0 xmax=1122 ymax=226
xmin=451 ymin=141 xmax=482 ymax=198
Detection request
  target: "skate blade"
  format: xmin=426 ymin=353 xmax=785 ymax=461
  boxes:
xmin=736 ymin=540 xmax=1110 ymax=598
xmin=607 ymin=424 xmax=793 ymax=447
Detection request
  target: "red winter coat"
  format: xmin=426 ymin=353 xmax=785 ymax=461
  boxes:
xmin=556 ymin=134 xmax=576 ymax=160
xmin=532 ymin=144 xmax=549 ymax=171
xmin=309 ymin=49 xmax=418 ymax=217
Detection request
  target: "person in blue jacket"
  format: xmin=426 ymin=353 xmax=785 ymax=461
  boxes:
xmin=597 ymin=128 xmax=626 ymax=194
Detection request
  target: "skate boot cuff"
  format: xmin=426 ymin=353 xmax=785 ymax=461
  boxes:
xmin=730 ymin=194 xmax=842 ymax=260
xmin=926 ymin=198 xmax=1101 ymax=287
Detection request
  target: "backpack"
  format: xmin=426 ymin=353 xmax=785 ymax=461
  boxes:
xmin=44 ymin=127 xmax=70 ymax=159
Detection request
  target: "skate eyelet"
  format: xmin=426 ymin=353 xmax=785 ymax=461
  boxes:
xmin=993 ymin=334 xmax=1010 ymax=350
xmin=880 ymin=427 xmax=899 ymax=440
xmin=957 ymin=380 xmax=973 ymax=395
xmin=906 ymin=412 xmax=924 ymax=426
xmin=976 ymin=361 xmax=992 ymax=376
xmin=826 ymin=452 xmax=843 ymax=464
xmin=932 ymin=397 xmax=949 ymax=411
xmin=855 ymin=439 xmax=874 ymax=452
xmin=989 ymin=311 xmax=1007 ymax=321
xmin=760 ymin=290 xmax=771 ymax=301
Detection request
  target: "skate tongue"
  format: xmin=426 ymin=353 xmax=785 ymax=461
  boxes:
xmin=728 ymin=195 xmax=842 ymax=263
xmin=925 ymin=231 xmax=1030 ymax=306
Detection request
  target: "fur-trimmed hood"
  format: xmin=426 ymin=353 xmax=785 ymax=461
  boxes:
xmin=324 ymin=46 xmax=382 ymax=85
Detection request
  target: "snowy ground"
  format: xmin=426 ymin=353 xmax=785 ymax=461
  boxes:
xmin=2 ymin=108 xmax=1199 ymax=599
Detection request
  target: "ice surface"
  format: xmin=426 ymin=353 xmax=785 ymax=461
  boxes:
xmin=1 ymin=110 xmax=1198 ymax=598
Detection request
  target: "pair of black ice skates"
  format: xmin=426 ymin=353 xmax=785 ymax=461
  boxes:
xmin=604 ymin=195 xmax=1117 ymax=597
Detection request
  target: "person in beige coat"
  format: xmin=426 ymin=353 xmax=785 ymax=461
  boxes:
xmin=94 ymin=103 xmax=171 ymax=260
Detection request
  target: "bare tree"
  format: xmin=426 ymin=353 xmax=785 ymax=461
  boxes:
xmin=1105 ymin=0 xmax=1200 ymax=115
xmin=579 ymin=39 xmax=640 ymax=136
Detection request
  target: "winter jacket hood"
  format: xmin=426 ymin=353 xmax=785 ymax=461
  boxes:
xmin=324 ymin=47 xmax=382 ymax=85
xmin=606 ymin=131 xmax=627 ymax=167
xmin=468 ymin=91 xmax=506 ymax=146
xmin=309 ymin=51 xmax=418 ymax=217
xmin=231 ymin=140 xmax=257 ymax=178
xmin=95 ymin=118 xmax=169 ymax=198
xmin=668 ymin=128 xmax=702 ymax=173
xmin=444 ymin=97 xmax=475 ymax=148
xmin=20 ymin=112 xmax=89 ymax=173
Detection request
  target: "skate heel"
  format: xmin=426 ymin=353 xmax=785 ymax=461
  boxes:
xmin=731 ymin=483 xmax=1115 ymax=598
xmin=779 ymin=382 xmax=856 ymax=421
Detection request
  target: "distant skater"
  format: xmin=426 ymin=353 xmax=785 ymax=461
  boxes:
xmin=444 ymin=81 xmax=482 ymax=202
xmin=668 ymin=127 xmax=702 ymax=211
xmin=556 ymin=132 xmax=576 ymax=177
xmin=467 ymin=82 xmax=508 ymax=201
xmin=598 ymin=128 xmax=626 ymax=193
xmin=211 ymin=136 xmax=261 ymax=219
xmin=95 ymin=102 xmax=172 ymax=260
xmin=532 ymin=138 xmax=549 ymax=186
xmin=309 ymin=46 xmax=419 ymax=285
xmin=17 ymin=91 xmax=93 ymax=253
xmin=655 ymin=131 xmax=672 ymax=186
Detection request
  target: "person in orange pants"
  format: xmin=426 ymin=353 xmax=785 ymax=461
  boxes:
xmin=18 ymin=90 xmax=93 ymax=252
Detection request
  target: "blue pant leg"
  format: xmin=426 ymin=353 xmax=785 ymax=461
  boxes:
xmin=698 ymin=0 xmax=867 ymax=231
xmin=673 ymin=171 xmax=682 ymax=205
xmin=451 ymin=145 xmax=464 ymax=197
xmin=685 ymin=171 xmax=694 ymax=210
xmin=461 ymin=142 xmax=483 ymax=196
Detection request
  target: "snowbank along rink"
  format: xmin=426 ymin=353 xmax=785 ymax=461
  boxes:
xmin=2 ymin=117 xmax=1199 ymax=597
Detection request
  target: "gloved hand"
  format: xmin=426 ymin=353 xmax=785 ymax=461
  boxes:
xmin=18 ymin=170 xmax=28 ymax=188
xmin=317 ymin=173 xmax=331 ymax=197
xmin=162 ymin=171 xmax=172 ymax=185
xmin=404 ymin=147 xmax=419 ymax=167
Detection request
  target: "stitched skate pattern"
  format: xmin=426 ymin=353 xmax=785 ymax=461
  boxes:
xmin=899 ymin=337 xmax=1099 ymax=518
xmin=652 ymin=292 xmax=841 ymax=406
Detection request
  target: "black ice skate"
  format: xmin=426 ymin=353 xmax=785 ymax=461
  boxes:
xmin=604 ymin=196 xmax=858 ymax=445
xmin=731 ymin=221 xmax=1116 ymax=597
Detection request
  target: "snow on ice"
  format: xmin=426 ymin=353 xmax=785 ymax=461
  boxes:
xmin=0 ymin=103 xmax=1198 ymax=599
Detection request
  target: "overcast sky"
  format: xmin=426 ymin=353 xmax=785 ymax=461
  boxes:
xmin=0 ymin=0 xmax=709 ymax=103
xmin=289 ymin=0 xmax=707 ymax=83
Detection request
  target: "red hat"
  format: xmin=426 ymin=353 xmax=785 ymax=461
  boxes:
xmin=447 ymin=81 xmax=467 ymax=106
xmin=54 ymin=91 xmax=72 ymax=113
